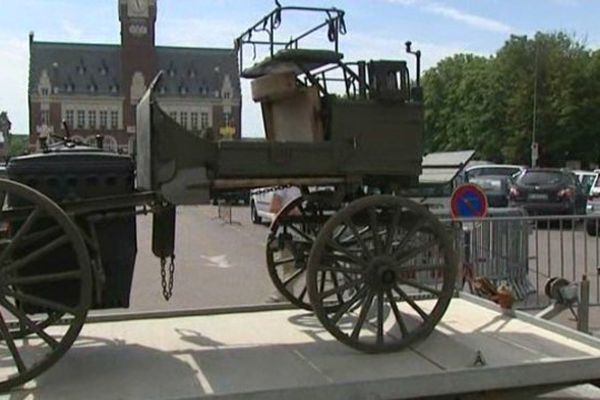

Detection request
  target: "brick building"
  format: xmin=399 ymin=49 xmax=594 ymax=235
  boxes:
xmin=28 ymin=0 xmax=241 ymax=152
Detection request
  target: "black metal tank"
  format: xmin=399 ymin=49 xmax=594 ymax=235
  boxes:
xmin=7 ymin=140 xmax=137 ymax=309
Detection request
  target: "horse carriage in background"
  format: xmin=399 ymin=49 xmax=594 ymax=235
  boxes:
xmin=0 ymin=4 xmax=457 ymax=391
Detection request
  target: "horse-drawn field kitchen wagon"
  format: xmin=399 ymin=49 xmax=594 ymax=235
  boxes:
xmin=0 ymin=4 xmax=457 ymax=390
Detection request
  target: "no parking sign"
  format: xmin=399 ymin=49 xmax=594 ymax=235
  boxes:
xmin=450 ymin=183 xmax=488 ymax=219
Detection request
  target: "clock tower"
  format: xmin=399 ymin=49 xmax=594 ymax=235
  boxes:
xmin=119 ymin=0 xmax=157 ymax=131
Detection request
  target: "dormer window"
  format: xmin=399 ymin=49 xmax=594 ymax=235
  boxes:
xmin=99 ymin=64 xmax=108 ymax=76
xmin=53 ymin=87 xmax=60 ymax=94
xmin=41 ymin=88 xmax=49 ymax=96
xmin=159 ymin=86 xmax=167 ymax=95
xmin=179 ymin=86 xmax=188 ymax=95
xmin=76 ymin=65 xmax=86 ymax=75
xmin=110 ymin=84 xmax=119 ymax=94
xmin=89 ymin=84 xmax=97 ymax=93
xmin=189 ymin=69 xmax=196 ymax=78
xmin=65 ymin=83 xmax=74 ymax=93
xmin=168 ymin=62 xmax=176 ymax=77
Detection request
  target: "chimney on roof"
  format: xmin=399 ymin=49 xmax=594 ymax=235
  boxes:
xmin=29 ymin=31 xmax=34 ymax=45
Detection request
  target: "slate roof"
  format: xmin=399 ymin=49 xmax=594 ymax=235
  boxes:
xmin=29 ymin=42 xmax=122 ymax=96
xmin=29 ymin=41 xmax=240 ymax=98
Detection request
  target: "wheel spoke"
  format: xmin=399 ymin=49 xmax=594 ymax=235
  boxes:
xmin=384 ymin=207 xmax=401 ymax=254
xmin=2 ymin=235 xmax=70 ymax=275
xmin=0 ymin=207 xmax=41 ymax=266
xmin=318 ymin=264 xmax=364 ymax=275
xmin=298 ymin=286 xmax=308 ymax=302
xmin=281 ymin=266 xmax=305 ymax=287
xmin=351 ymin=290 xmax=375 ymax=340
xmin=376 ymin=292 xmax=384 ymax=346
xmin=386 ymin=289 xmax=408 ymax=336
xmin=317 ymin=276 xmax=365 ymax=300
xmin=0 ymin=312 xmax=26 ymax=373
xmin=398 ymin=278 xmax=444 ymax=297
xmin=343 ymin=218 xmax=372 ymax=259
xmin=286 ymin=224 xmax=315 ymax=243
xmin=4 ymin=270 xmax=82 ymax=286
xmin=393 ymin=284 xmax=429 ymax=320
xmin=18 ymin=225 xmax=62 ymax=248
xmin=271 ymin=257 xmax=296 ymax=267
xmin=392 ymin=264 xmax=446 ymax=273
xmin=0 ymin=298 xmax=59 ymax=348
xmin=330 ymin=285 xmax=368 ymax=324
xmin=393 ymin=218 xmax=426 ymax=257
xmin=4 ymin=289 xmax=78 ymax=315
xmin=329 ymin=271 xmax=345 ymax=304
xmin=325 ymin=239 xmax=369 ymax=268
xmin=394 ymin=240 xmax=437 ymax=265
xmin=368 ymin=208 xmax=383 ymax=254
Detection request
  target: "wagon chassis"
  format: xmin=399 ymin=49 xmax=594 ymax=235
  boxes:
xmin=0 ymin=3 xmax=458 ymax=392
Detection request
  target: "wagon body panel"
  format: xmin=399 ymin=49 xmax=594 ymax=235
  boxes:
xmin=7 ymin=147 xmax=137 ymax=310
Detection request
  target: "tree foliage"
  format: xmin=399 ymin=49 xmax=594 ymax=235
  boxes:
xmin=423 ymin=32 xmax=600 ymax=167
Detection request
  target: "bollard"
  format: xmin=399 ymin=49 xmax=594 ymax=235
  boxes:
xmin=577 ymin=275 xmax=590 ymax=333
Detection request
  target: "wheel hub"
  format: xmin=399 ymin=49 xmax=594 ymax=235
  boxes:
xmin=368 ymin=257 xmax=397 ymax=289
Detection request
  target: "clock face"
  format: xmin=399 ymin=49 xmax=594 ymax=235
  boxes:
xmin=128 ymin=0 xmax=148 ymax=17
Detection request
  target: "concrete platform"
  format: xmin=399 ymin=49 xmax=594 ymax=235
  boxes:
xmin=8 ymin=293 xmax=600 ymax=400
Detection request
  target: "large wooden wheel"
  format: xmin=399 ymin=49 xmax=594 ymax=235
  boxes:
xmin=0 ymin=179 xmax=92 ymax=391
xmin=307 ymin=195 xmax=457 ymax=353
xmin=266 ymin=192 xmax=335 ymax=310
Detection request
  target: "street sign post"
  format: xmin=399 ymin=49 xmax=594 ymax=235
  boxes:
xmin=450 ymin=183 xmax=488 ymax=219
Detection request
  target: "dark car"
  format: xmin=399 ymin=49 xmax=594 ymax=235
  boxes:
xmin=464 ymin=164 xmax=524 ymax=207
xmin=508 ymin=168 xmax=587 ymax=216
xmin=467 ymin=175 xmax=510 ymax=207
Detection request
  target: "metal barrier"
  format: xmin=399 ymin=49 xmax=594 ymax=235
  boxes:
xmin=443 ymin=213 xmax=600 ymax=309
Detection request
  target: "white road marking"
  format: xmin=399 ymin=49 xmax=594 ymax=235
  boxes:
xmin=200 ymin=254 xmax=233 ymax=269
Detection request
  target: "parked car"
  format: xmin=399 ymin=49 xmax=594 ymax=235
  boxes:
xmin=508 ymin=168 xmax=587 ymax=216
xmin=586 ymin=198 xmax=600 ymax=235
xmin=589 ymin=171 xmax=600 ymax=199
xmin=464 ymin=164 xmax=525 ymax=181
xmin=464 ymin=164 xmax=525 ymax=207
xmin=250 ymin=186 xmax=301 ymax=224
xmin=573 ymin=170 xmax=597 ymax=195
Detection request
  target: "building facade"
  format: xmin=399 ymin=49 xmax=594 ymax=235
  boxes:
xmin=28 ymin=0 xmax=241 ymax=153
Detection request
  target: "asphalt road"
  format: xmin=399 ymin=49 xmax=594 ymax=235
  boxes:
xmin=127 ymin=205 xmax=274 ymax=312
xmin=122 ymin=205 xmax=600 ymax=335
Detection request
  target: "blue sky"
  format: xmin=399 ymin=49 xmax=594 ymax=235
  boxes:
xmin=1 ymin=0 xmax=599 ymax=136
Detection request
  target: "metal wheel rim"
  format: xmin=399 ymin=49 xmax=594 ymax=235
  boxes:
xmin=307 ymin=195 xmax=458 ymax=353
xmin=0 ymin=179 xmax=92 ymax=391
xmin=266 ymin=193 xmax=334 ymax=310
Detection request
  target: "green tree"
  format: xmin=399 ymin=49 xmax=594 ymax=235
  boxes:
xmin=423 ymin=32 xmax=598 ymax=167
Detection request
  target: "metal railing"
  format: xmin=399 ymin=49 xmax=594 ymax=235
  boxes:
xmin=445 ymin=213 xmax=600 ymax=310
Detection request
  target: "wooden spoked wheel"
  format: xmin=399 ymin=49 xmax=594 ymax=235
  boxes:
xmin=307 ymin=195 xmax=458 ymax=353
xmin=266 ymin=193 xmax=335 ymax=310
xmin=0 ymin=179 xmax=92 ymax=391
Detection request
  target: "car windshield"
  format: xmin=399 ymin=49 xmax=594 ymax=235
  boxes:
xmin=518 ymin=171 xmax=566 ymax=185
xmin=466 ymin=167 xmax=521 ymax=179
xmin=469 ymin=176 xmax=504 ymax=190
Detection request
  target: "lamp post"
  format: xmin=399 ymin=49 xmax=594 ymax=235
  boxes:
xmin=531 ymin=41 xmax=539 ymax=167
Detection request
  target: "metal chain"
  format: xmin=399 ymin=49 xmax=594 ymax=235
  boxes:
xmin=160 ymin=255 xmax=176 ymax=301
